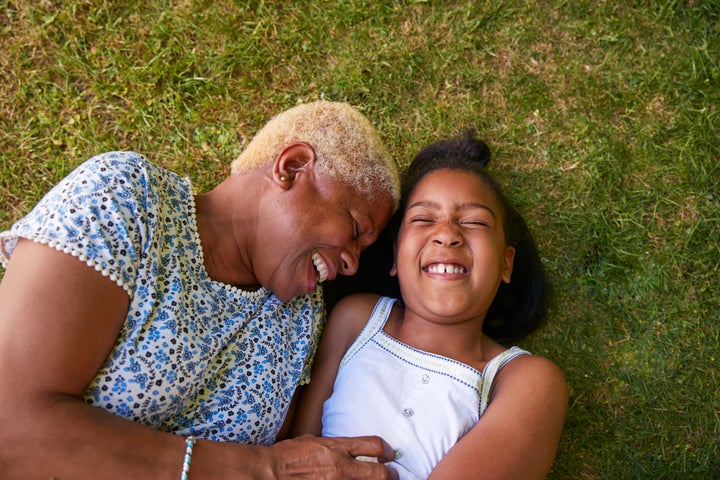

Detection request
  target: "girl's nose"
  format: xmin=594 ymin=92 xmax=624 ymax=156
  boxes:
xmin=432 ymin=223 xmax=463 ymax=247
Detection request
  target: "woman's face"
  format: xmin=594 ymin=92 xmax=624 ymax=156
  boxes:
xmin=394 ymin=168 xmax=515 ymax=323
xmin=261 ymin=173 xmax=394 ymax=301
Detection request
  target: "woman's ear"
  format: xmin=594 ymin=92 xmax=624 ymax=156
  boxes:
xmin=502 ymin=246 xmax=515 ymax=284
xmin=273 ymin=142 xmax=316 ymax=188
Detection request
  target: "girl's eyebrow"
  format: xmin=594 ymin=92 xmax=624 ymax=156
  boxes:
xmin=407 ymin=200 xmax=497 ymax=218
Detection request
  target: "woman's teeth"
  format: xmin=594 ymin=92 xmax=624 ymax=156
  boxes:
xmin=426 ymin=263 xmax=467 ymax=274
xmin=312 ymin=251 xmax=329 ymax=282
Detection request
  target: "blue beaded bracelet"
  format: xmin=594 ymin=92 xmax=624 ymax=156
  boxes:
xmin=180 ymin=436 xmax=196 ymax=480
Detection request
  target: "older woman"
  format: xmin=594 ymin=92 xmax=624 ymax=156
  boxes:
xmin=0 ymin=101 xmax=400 ymax=479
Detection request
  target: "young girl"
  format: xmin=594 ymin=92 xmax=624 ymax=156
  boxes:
xmin=293 ymin=132 xmax=568 ymax=479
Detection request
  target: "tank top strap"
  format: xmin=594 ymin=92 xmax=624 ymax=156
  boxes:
xmin=478 ymin=346 xmax=531 ymax=416
xmin=339 ymin=296 xmax=397 ymax=369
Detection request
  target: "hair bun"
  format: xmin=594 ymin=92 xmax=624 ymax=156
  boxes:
xmin=460 ymin=128 xmax=491 ymax=168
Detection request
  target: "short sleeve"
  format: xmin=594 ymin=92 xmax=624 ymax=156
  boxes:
xmin=0 ymin=152 xmax=154 ymax=296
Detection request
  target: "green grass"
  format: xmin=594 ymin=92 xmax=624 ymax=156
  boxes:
xmin=1 ymin=0 xmax=718 ymax=477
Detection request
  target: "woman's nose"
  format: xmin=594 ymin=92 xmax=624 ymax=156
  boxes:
xmin=339 ymin=246 xmax=360 ymax=276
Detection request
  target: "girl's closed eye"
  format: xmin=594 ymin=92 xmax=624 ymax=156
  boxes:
xmin=461 ymin=215 xmax=494 ymax=227
xmin=460 ymin=204 xmax=497 ymax=228
xmin=406 ymin=209 xmax=436 ymax=224
xmin=462 ymin=219 xmax=490 ymax=227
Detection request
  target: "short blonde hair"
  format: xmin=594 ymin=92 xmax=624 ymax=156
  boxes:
xmin=231 ymin=101 xmax=400 ymax=207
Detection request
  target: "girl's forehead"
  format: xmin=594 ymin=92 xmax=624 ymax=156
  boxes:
xmin=405 ymin=169 xmax=505 ymax=221
xmin=411 ymin=169 xmax=494 ymax=198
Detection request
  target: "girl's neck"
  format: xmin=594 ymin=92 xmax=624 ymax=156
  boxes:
xmin=385 ymin=305 xmax=505 ymax=369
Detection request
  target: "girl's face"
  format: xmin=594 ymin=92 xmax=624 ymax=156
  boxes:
xmin=393 ymin=168 xmax=515 ymax=324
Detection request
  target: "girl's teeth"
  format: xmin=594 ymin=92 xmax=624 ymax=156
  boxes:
xmin=312 ymin=251 xmax=328 ymax=282
xmin=427 ymin=263 xmax=466 ymax=274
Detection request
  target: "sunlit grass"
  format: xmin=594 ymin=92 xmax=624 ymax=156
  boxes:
xmin=1 ymin=1 xmax=718 ymax=477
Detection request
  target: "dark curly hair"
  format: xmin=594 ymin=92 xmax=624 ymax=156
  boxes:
xmin=324 ymin=130 xmax=550 ymax=343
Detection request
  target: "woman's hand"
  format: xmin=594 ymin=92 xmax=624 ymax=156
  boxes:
xmin=268 ymin=435 xmax=399 ymax=479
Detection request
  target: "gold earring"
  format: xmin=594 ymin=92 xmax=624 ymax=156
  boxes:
xmin=280 ymin=175 xmax=288 ymax=182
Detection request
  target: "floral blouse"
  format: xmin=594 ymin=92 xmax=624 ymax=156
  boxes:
xmin=0 ymin=151 xmax=324 ymax=445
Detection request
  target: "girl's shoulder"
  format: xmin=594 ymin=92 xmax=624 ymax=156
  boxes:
xmin=332 ymin=292 xmax=384 ymax=310
xmin=327 ymin=294 xmax=401 ymax=347
xmin=491 ymin=350 xmax=567 ymax=404
xmin=329 ymin=292 xmax=384 ymax=328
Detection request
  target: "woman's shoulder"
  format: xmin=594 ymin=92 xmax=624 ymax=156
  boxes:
xmin=65 ymin=151 xmax=189 ymax=219
xmin=78 ymin=151 xmax=151 ymax=174
xmin=77 ymin=151 xmax=184 ymax=187
xmin=58 ymin=152 xmax=156 ymax=198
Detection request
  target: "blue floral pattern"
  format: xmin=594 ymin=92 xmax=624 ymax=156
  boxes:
xmin=0 ymin=151 xmax=324 ymax=445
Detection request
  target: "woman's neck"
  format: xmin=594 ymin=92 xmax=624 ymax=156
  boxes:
xmin=193 ymin=175 xmax=261 ymax=290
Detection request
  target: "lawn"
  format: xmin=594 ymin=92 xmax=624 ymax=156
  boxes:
xmin=1 ymin=1 xmax=718 ymax=477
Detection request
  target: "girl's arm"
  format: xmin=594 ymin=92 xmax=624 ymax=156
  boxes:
xmin=291 ymin=293 xmax=379 ymax=436
xmin=428 ymin=354 xmax=568 ymax=480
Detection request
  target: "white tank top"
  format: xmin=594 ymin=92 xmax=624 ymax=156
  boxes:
xmin=322 ymin=297 xmax=530 ymax=479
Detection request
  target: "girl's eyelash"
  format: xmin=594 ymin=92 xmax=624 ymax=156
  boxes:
xmin=407 ymin=216 xmax=489 ymax=226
